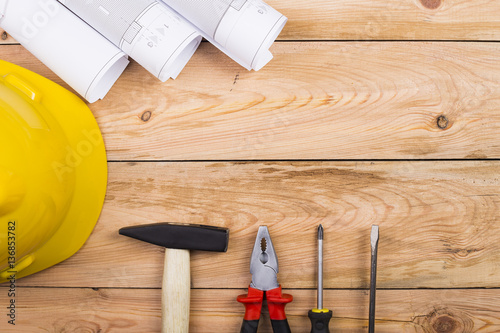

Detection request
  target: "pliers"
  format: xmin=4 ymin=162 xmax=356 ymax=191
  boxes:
xmin=237 ymin=226 xmax=293 ymax=333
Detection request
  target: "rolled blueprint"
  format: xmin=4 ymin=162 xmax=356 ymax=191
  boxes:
xmin=162 ymin=0 xmax=287 ymax=71
xmin=0 ymin=0 xmax=129 ymax=103
xmin=59 ymin=0 xmax=202 ymax=81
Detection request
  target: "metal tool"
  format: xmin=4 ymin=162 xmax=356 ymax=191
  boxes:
xmin=237 ymin=226 xmax=293 ymax=333
xmin=369 ymin=225 xmax=379 ymax=333
xmin=119 ymin=223 xmax=229 ymax=333
xmin=308 ymin=225 xmax=332 ymax=333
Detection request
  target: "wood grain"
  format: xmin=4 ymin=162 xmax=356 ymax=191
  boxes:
xmin=2 ymin=43 xmax=499 ymax=160
xmin=1 ymin=288 xmax=499 ymax=332
xmin=13 ymin=161 xmax=500 ymax=289
xmin=1 ymin=2 xmax=499 ymax=329
xmin=162 ymin=249 xmax=190 ymax=333
xmin=2 ymin=0 xmax=500 ymax=42
xmin=271 ymin=0 xmax=500 ymax=41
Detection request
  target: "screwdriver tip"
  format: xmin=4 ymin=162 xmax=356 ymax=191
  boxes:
xmin=318 ymin=224 xmax=323 ymax=240
xmin=371 ymin=225 xmax=379 ymax=252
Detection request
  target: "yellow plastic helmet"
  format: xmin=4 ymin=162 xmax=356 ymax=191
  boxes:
xmin=0 ymin=60 xmax=107 ymax=283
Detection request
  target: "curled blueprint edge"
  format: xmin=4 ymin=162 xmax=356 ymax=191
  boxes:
xmin=161 ymin=0 xmax=287 ymax=71
xmin=58 ymin=0 xmax=202 ymax=82
xmin=0 ymin=0 xmax=129 ymax=103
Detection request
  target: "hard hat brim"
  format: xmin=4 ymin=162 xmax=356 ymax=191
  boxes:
xmin=0 ymin=60 xmax=107 ymax=282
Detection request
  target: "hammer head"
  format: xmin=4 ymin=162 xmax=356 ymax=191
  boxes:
xmin=119 ymin=223 xmax=229 ymax=252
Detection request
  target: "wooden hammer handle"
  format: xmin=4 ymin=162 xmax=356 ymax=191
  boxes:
xmin=162 ymin=248 xmax=190 ymax=333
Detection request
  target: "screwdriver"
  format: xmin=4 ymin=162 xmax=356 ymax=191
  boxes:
xmin=308 ymin=224 xmax=332 ymax=333
xmin=369 ymin=225 xmax=379 ymax=333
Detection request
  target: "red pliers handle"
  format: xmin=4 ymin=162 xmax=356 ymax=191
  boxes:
xmin=237 ymin=285 xmax=293 ymax=333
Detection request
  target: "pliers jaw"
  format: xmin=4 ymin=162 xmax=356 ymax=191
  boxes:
xmin=250 ymin=226 xmax=279 ymax=291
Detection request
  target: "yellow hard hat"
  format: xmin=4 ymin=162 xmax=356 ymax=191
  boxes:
xmin=0 ymin=60 xmax=107 ymax=282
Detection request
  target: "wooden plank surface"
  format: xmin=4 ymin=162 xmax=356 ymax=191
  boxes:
xmin=2 ymin=288 xmax=500 ymax=332
xmin=2 ymin=0 xmax=500 ymax=42
xmin=1 ymin=1 xmax=500 ymax=331
xmin=271 ymin=0 xmax=500 ymax=40
xmin=1 ymin=43 xmax=500 ymax=160
xmin=12 ymin=161 xmax=500 ymax=289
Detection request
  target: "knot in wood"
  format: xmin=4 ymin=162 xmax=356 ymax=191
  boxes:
xmin=437 ymin=115 xmax=449 ymax=129
xmin=432 ymin=315 xmax=458 ymax=333
xmin=141 ymin=110 xmax=152 ymax=122
xmin=420 ymin=0 xmax=442 ymax=9
xmin=1 ymin=31 xmax=7 ymax=40
xmin=415 ymin=307 xmax=473 ymax=332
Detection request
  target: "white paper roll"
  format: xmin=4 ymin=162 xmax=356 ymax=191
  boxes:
xmin=0 ymin=0 xmax=129 ymax=103
xmin=161 ymin=0 xmax=287 ymax=71
xmin=59 ymin=0 xmax=202 ymax=81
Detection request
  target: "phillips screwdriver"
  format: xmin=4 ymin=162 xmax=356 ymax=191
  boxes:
xmin=369 ymin=225 xmax=379 ymax=333
xmin=308 ymin=224 xmax=332 ymax=333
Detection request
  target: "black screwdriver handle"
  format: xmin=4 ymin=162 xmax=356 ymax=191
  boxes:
xmin=308 ymin=309 xmax=332 ymax=333
xmin=271 ymin=319 xmax=292 ymax=333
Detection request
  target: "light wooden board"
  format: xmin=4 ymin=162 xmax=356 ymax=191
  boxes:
xmin=271 ymin=0 xmax=500 ymax=40
xmin=1 ymin=288 xmax=499 ymax=332
xmin=2 ymin=43 xmax=500 ymax=160
xmin=1 ymin=1 xmax=499 ymax=330
xmin=2 ymin=0 xmax=500 ymax=41
xmin=12 ymin=161 xmax=500 ymax=289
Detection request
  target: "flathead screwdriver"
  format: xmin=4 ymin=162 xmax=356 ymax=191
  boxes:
xmin=308 ymin=224 xmax=332 ymax=333
xmin=369 ymin=225 xmax=379 ymax=333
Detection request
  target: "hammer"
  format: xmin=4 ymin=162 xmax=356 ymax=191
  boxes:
xmin=119 ymin=223 xmax=229 ymax=333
